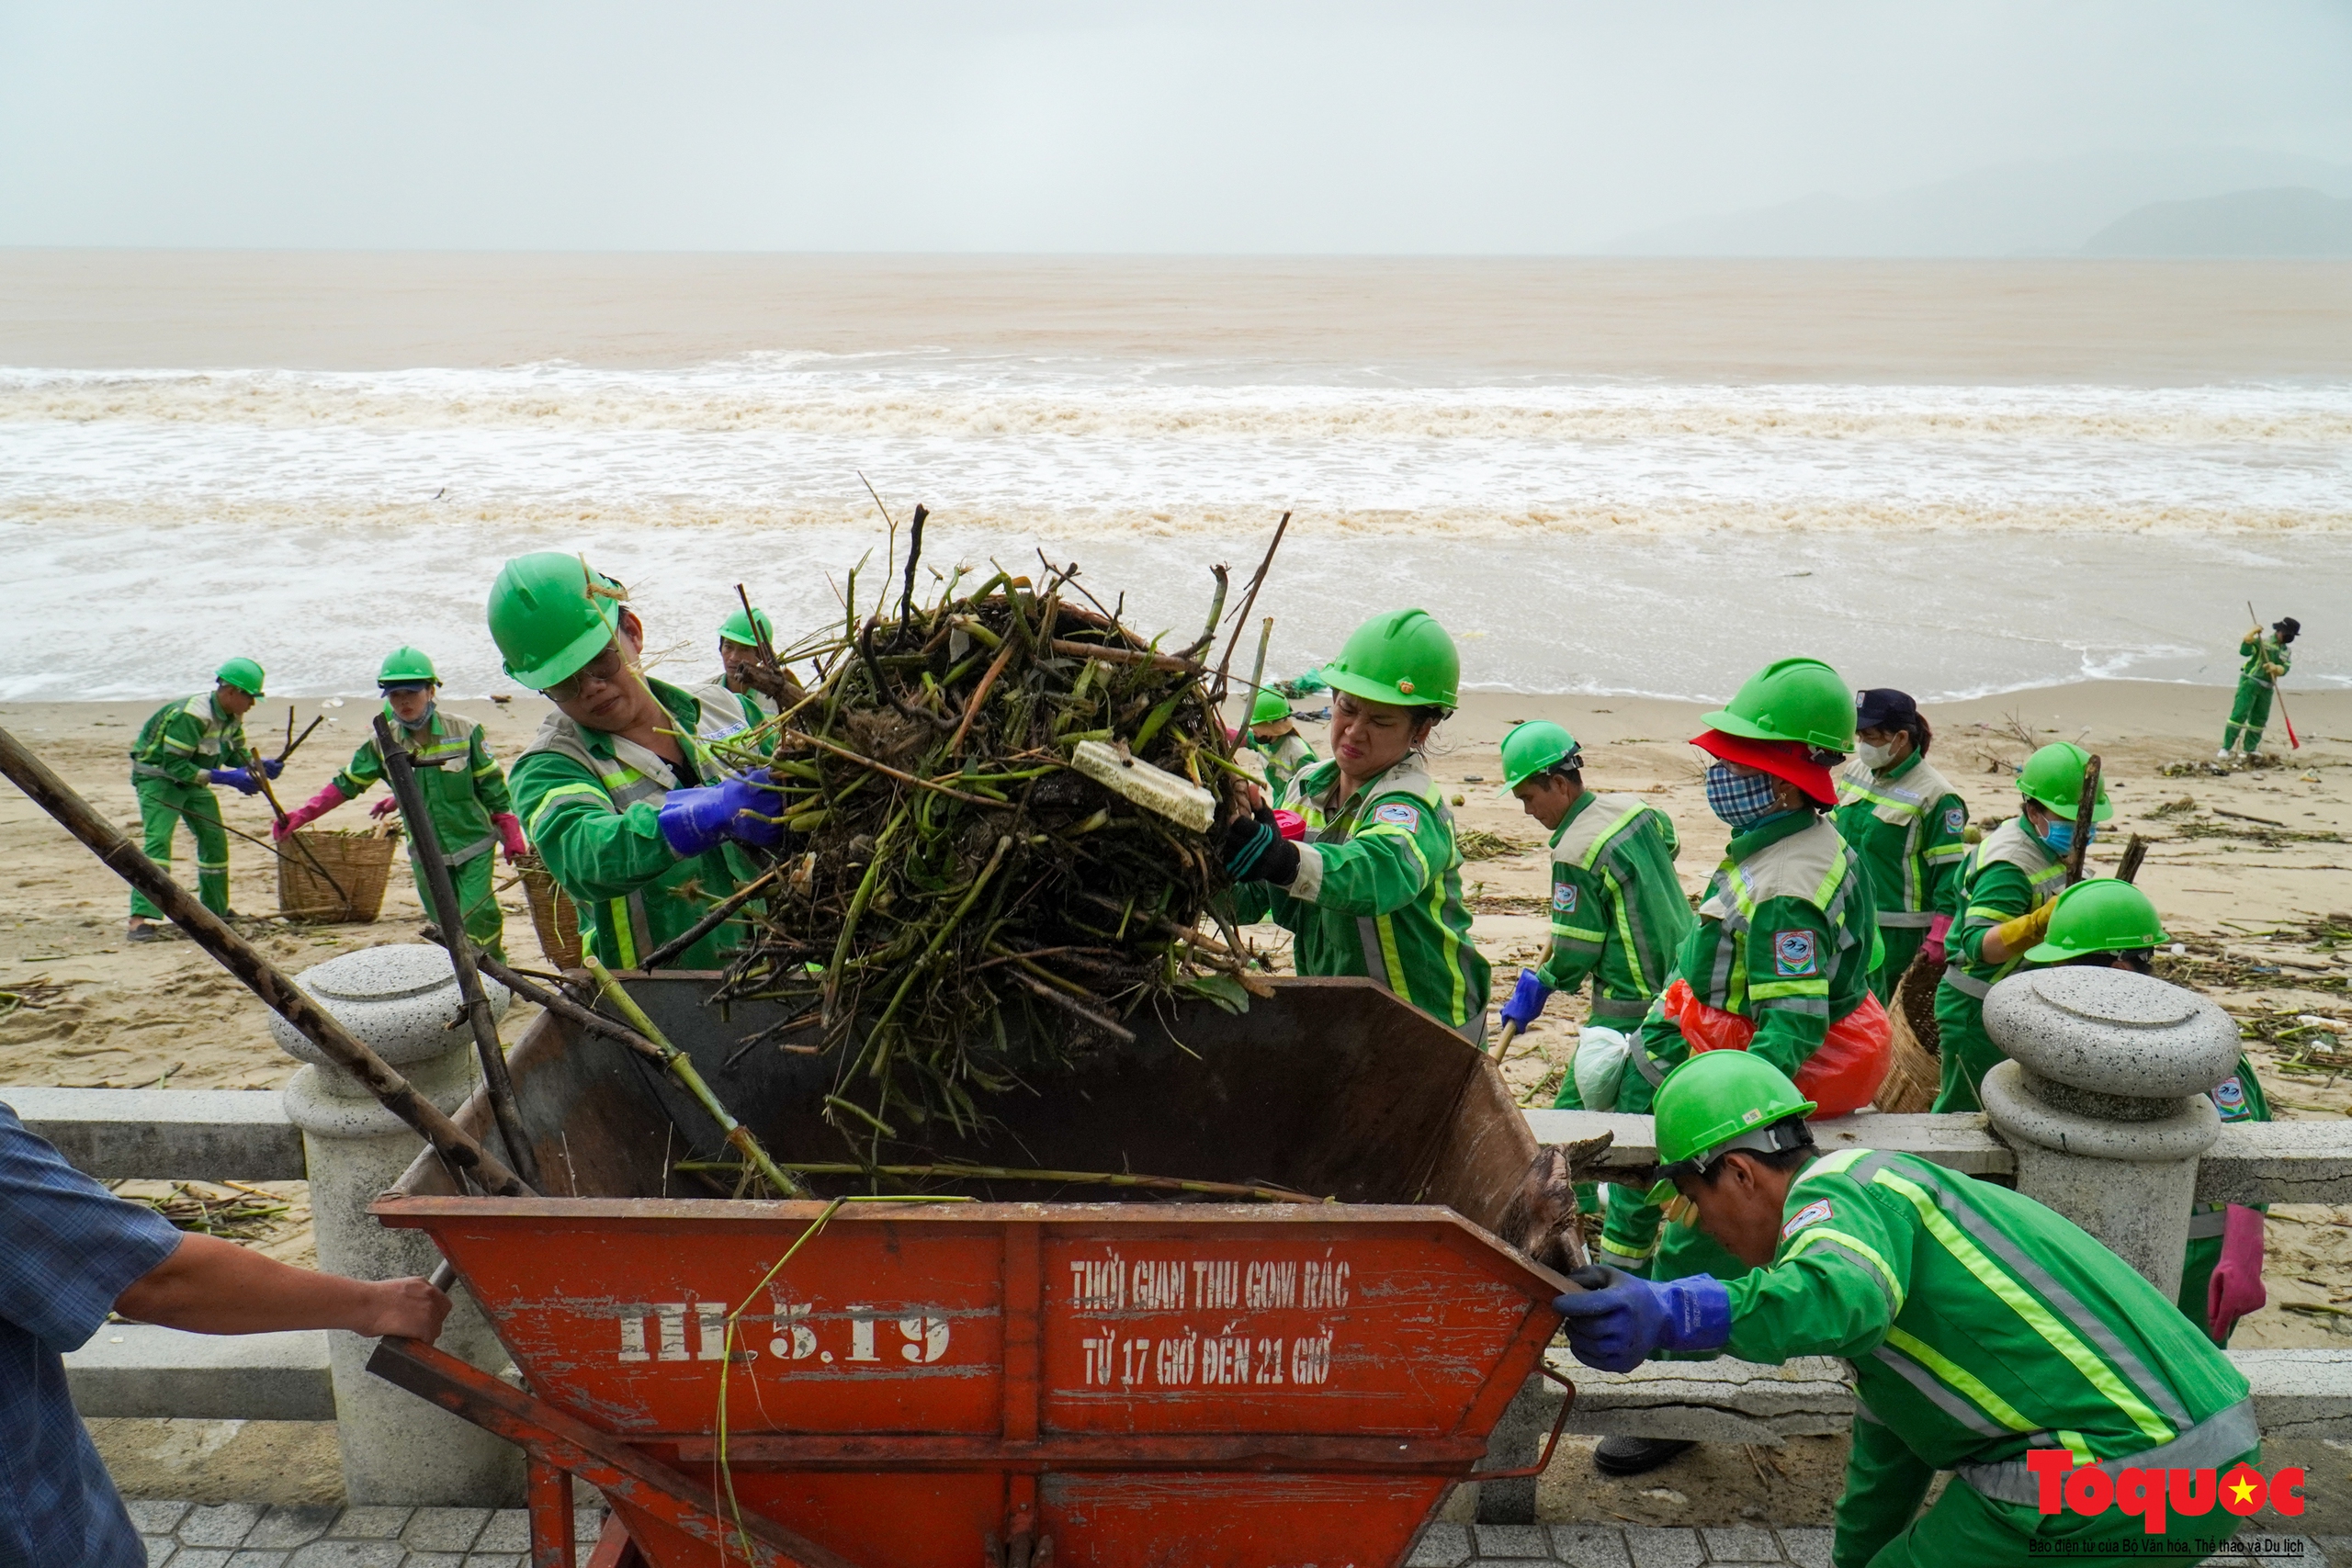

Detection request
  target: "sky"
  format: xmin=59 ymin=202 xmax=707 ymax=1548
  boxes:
xmin=3 ymin=0 xmax=2350 ymax=253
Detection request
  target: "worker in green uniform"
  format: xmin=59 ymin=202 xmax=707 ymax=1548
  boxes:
xmin=1220 ymin=609 xmax=1491 ymax=1043
xmin=2025 ymin=878 xmax=2272 ymax=1345
xmin=718 ymin=604 xmax=786 ymax=723
xmin=1555 ymin=1050 xmax=2261 ymax=1566
xmin=1242 ymin=687 xmax=1318 ymax=800
xmin=1833 ymin=690 xmax=1968 ymax=1003
xmin=273 ymin=648 xmax=526 ymax=962
xmin=488 ymin=553 xmax=782 ymax=971
xmin=1931 ymin=741 xmax=2109 ymax=1113
xmin=126 ymin=659 xmax=279 ymax=941
xmin=2220 ymin=616 xmax=2298 ymax=761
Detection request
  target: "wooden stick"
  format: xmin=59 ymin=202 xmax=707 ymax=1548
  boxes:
xmin=1211 ymin=510 xmax=1291 ymax=705
xmin=2065 ymin=753 xmax=2102 ymax=884
xmin=2117 ymin=833 xmax=2149 ymax=885
xmin=375 ymin=715 xmax=542 ymax=1190
xmin=783 ymin=728 xmax=1014 ymax=809
xmin=0 ymin=723 xmax=531 ymax=1198
xmin=276 ymin=715 xmax=324 ymax=766
xmin=947 ymin=615 xmax=1025 ymax=757
xmin=678 ymin=1160 xmax=1323 ymax=1205
xmin=1045 ymin=638 xmax=1206 ymax=676
xmin=640 ymin=864 xmax=785 ymax=971
xmin=582 ymin=957 xmax=811 ymax=1200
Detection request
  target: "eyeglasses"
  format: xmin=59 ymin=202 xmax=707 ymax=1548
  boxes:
xmin=545 ymin=643 xmax=630 ymax=704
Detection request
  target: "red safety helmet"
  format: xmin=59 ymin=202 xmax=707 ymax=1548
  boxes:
xmin=1691 ymin=728 xmax=1840 ymax=808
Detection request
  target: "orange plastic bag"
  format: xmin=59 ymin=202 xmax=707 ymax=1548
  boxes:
xmin=1657 ymin=978 xmax=1894 ymax=1119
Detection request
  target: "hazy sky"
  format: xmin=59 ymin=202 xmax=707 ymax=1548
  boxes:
xmin=4 ymin=0 xmax=2349 ymax=252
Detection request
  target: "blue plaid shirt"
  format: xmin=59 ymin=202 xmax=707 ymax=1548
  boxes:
xmin=0 ymin=1102 xmax=181 ymax=1568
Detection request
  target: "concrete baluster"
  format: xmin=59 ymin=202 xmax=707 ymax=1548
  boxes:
xmin=270 ymin=943 xmax=525 ymax=1506
xmin=1978 ymin=966 xmax=2241 ymax=1298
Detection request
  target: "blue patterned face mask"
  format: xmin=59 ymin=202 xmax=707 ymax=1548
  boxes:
xmin=1704 ymin=763 xmax=1784 ymax=831
xmin=2041 ymin=818 xmax=2093 ymax=855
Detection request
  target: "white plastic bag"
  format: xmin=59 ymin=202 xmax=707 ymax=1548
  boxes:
xmin=1572 ymin=1025 xmax=1631 ymax=1111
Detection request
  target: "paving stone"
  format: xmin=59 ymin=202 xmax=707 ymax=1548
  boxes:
xmin=1622 ymin=1528 xmax=1703 ymax=1568
xmin=401 ymin=1555 xmax=465 ymax=1568
xmin=1408 ymin=1522 xmax=1474 ymax=1566
xmin=1473 ymin=1524 xmax=1555 ymax=1559
xmin=287 ymin=1543 xmax=408 ymax=1568
xmin=170 ymin=1553 xmax=234 ymax=1568
xmin=246 ymin=1508 xmax=339 ymax=1550
xmin=401 ymin=1508 xmax=491 ymax=1552
xmin=1702 ymin=1526 xmax=1783 ymax=1563
xmin=129 ymin=1501 xmax=197 ymax=1536
xmin=1470 ymin=1560 xmax=1547 ymax=1567
xmin=143 ymin=1540 xmax=178 ymax=1567
xmin=326 ymin=1507 xmax=412 ymax=1540
xmin=574 ymin=1506 xmax=606 ymax=1544
xmin=226 ymin=1552 xmax=290 ymax=1568
xmin=2313 ymin=1537 xmax=2351 ymax=1568
xmin=473 ymin=1509 xmax=529 ymax=1551
xmin=180 ymin=1504 xmax=265 ymax=1548
xmin=1549 ymin=1526 xmax=1632 ymax=1568
xmin=1777 ymin=1527 xmax=1833 ymax=1568
xmin=467 ymin=1556 xmax=526 ymax=1568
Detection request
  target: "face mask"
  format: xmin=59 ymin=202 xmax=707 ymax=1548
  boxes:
xmin=1856 ymin=739 xmax=1898 ymax=772
xmin=2040 ymin=818 xmax=2093 ymax=855
xmin=1704 ymin=763 xmax=1785 ymax=831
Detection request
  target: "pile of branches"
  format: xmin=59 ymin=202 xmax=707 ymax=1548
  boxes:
xmin=705 ymin=542 xmax=1274 ymax=1149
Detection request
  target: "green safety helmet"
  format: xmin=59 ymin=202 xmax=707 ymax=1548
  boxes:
xmin=2017 ymin=741 xmax=2113 ymax=824
xmin=1702 ymin=657 xmax=1854 ymax=754
xmin=1498 ymin=720 xmax=1582 ymax=792
xmin=1250 ymin=688 xmax=1293 ymax=726
xmin=1320 ymin=609 xmax=1460 ymax=709
xmin=718 ymin=605 xmax=774 ymax=649
xmin=214 ymin=658 xmax=266 ymax=697
xmin=377 ymin=646 xmax=439 ymax=686
xmin=2026 ymin=878 xmax=2168 ymax=963
xmin=1644 ymin=1051 xmax=1817 ymax=1203
xmin=487 ymin=552 xmax=626 ymax=691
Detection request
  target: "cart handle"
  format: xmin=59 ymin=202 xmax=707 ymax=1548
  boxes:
xmin=1463 ymin=1358 xmax=1578 ymax=1482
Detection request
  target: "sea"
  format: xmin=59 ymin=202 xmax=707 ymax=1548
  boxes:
xmin=4 ymin=254 xmax=2346 ymax=703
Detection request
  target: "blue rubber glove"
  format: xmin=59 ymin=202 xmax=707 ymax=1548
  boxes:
xmin=656 ymin=769 xmax=786 ymax=858
xmin=259 ymin=757 xmax=284 ymax=780
xmin=1498 ymin=967 xmax=1553 ymax=1030
xmin=1553 ymin=1267 xmax=1732 ymax=1373
xmin=207 ymin=767 xmax=262 ymax=795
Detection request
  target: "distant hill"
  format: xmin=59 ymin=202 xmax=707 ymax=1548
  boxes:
xmin=2079 ymin=187 xmax=2352 ymax=256
xmin=1600 ymin=147 xmax=2352 ymax=257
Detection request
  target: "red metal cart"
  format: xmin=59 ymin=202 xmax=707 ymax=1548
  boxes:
xmin=372 ymin=976 xmax=1577 ymax=1568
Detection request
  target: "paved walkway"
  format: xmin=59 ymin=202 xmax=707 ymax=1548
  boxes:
xmin=130 ymin=1503 xmax=2339 ymax=1567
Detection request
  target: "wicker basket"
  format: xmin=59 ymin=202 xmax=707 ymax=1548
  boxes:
xmin=1875 ymin=952 xmax=1947 ymax=1113
xmin=514 ymin=851 xmax=583 ymax=970
xmin=277 ymin=828 xmax=399 ymax=924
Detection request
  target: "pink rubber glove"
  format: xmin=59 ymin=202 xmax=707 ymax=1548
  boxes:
xmin=1273 ymin=809 xmax=1306 ymax=841
xmin=369 ymin=795 xmax=402 ymax=821
xmin=2206 ymin=1205 xmax=2267 ymax=1344
xmin=492 ymin=812 xmax=527 ymax=860
xmin=1921 ymin=912 xmax=1953 ymax=969
xmin=273 ymin=783 xmax=349 ymax=840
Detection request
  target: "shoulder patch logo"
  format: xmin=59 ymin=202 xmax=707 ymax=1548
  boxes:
xmin=1781 ymin=1198 xmax=1834 ymax=1240
xmin=1772 ymin=930 xmax=1819 ymax=976
xmin=1373 ymin=801 xmax=1421 ymax=830
xmin=1553 ymin=883 xmax=1578 ymax=913
xmin=1943 ymin=806 xmax=1965 ymax=834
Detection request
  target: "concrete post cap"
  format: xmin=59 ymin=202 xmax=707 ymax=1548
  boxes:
xmin=266 ymin=943 xmax=509 ymax=1069
xmin=1982 ymin=967 xmax=2239 ymax=1099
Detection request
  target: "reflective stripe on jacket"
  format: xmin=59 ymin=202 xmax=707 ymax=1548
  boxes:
xmin=1833 ymin=752 xmax=1967 ymax=928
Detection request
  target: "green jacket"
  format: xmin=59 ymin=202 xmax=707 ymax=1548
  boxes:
xmin=1246 ymin=730 xmax=1317 ymax=800
xmin=130 ymin=693 xmax=254 ymax=788
xmin=2239 ymin=631 xmax=2291 ymax=684
xmin=1228 ymin=755 xmax=1490 ymax=1036
xmin=507 ymin=677 xmax=766 ymax=971
xmin=332 ymin=706 xmax=515 ymax=863
xmin=1940 ymin=819 xmax=2065 ymax=1002
xmin=1727 ymin=1148 xmax=2254 ymax=1495
xmin=1626 ymin=810 xmax=1877 ymax=1100
xmin=1832 ymin=752 xmax=1968 ymax=928
xmin=1535 ymin=791 xmax=1694 ymax=1023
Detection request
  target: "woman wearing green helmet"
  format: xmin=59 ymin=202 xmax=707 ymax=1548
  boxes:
xmin=2027 ymin=879 xmax=2272 ymax=1346
xmin=1241 ymin=686 xmax=1318 ymax=799
xmin=1217 ymin=609 xmax=1490 ymax=1043
xmin=1930 ymin=740 xmax=2110 ymax=1112
xmin=1832 ymin=689 xmax=1969 ymax=1006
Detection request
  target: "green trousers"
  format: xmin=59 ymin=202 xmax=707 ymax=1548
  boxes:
xmin=1837 ymin=1416 xmax=2256 ymax=1566
xmin=1870 ymin=925 xmax=1926 ymax=1008
xmin=413 ymin=847 xmax=506 ymax=964
xmin=130 ymin=777 xmax=230 ymax=919
xmin=1929 ymin=978 xmax=2001 ymax=1113
xmin=2222 ymin=678 xmax=2273 ymax=753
